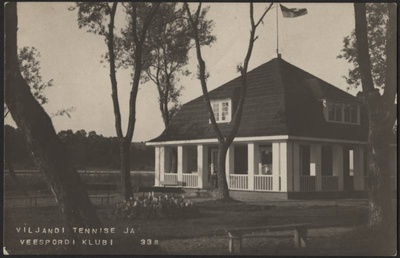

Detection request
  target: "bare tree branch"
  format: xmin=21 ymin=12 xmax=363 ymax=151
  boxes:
xmin=184 ymin=2 xmax=225 ymax=142
xmin=107 ymin=2 xmax=123 ymax=138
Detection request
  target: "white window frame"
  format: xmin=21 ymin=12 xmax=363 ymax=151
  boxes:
xmin=210 ymin=99 xmax=232 ymax=123
xmin=323 ymin=99 xmax=360 ymax=125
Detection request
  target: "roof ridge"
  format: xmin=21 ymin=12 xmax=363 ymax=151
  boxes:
xmin=178 ymin=58 xmax=280 ymax=108
xmin=274 ymin=58 xmax=290 ymax=134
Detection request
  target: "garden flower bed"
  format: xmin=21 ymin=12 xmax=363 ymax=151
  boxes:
xmin=112 ymin=194 xmax=199 ymax=219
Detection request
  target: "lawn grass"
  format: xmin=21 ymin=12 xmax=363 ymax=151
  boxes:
xmin=3 ymin=198 xmax=397 ymax=255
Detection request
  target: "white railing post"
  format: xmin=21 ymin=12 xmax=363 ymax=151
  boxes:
xmin=333 ymin=144 xmax=344 ymax=191
xmin=197 ymin=145 xmax=208 ymax=189
xmin=177 ymin=145 xmax=186 ymax=183
xmin=226 ymin=144 xmax=235 ymax=189
xmin=272 ymin=142 xmax=280 ymax=191
xmin=247 ymin=143 xmax=258 ymax=191
xmin=155 ymin=146 xmax=160 ymax=186
xmin=353 ymin=145 xmax=365 ymax=191
xmin=310 ymin=143 xmax=322 ymax=191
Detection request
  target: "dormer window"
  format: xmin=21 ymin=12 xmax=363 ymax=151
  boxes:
xmin=323 ymin=100 xmax=360 ymax=125
xmin=211 ymin=99 xmax=232 ymax=123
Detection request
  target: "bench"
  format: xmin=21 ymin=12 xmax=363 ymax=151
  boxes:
xmin=226 ymin=223 xmax=311 ymax=254
xmin=89 ymin=194 xmax=116 ymax=205
xmin=159 ymin=181 xmax=185 ymax=187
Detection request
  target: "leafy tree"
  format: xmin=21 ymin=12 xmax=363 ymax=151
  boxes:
xmin=72 ymin=2 xmax=160 ymax=200
xmin=137 ymin=3 xmax=215 ymax=174
xmin=5 ymin=2 xmax=101 ymax=242
xmin=184 ymin=2 xmax=273 ymax=199
xmin=352 ymin=3 xmax=396 ymax=230
xmin=5 ymin=47 xmax=53 ymax=117
xmin=141 ymin=3 xmax=216 ymax=128
xmin=338 ymin=3 xmax=389 ymax=91
xmin=5 ymin=46 xmax=74 ymax=194
xmin=18 ymin=46 xmax=54 ymax=104
xmin=5 ymin=47 xmax=53 ymax=194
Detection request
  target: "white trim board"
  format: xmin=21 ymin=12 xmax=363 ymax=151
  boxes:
xmin=146 ymin=135 xmax=367 ymax=146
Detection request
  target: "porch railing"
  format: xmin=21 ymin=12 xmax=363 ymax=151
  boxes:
xmin=182 ymin=173 xmax=198 ymax=188
xmin=321 ymin=176 xmax=338 ymax=191
xmin=229 ymin=174 xmax=248 ymax=190
xmin=254 ymin=175 xmax=273 ymax=191
xmin=300 ymin=176 xmax=316 ymax=192
xmin=164 ymin=173 xmax=178 ymax=183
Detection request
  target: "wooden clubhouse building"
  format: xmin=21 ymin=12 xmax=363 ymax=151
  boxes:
xmin=147 ymin=57 xmax=397 ymax=199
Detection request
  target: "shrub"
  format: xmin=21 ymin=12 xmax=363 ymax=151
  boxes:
xmin=112 ymin=194 xmax=199 ymax=219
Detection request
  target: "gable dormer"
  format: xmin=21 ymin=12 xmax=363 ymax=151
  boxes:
xmin=211 ymin=98 xmax=232 ymax=123
xmin=322 ymin=99 xmax=360 ymax=125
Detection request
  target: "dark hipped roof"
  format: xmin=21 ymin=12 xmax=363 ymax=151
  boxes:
xmin=149 ymin=57 xmax=368 ymax=143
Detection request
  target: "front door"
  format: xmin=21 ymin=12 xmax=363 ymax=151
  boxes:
xmin=210 ymin=149 xmax=219 ymax=188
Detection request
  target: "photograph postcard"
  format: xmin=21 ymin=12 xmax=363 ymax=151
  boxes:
xmin=3 ymin=1 xmax=397 ymax=256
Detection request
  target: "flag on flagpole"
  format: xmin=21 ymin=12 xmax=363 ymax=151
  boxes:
xmin=280 ymin=4 xmax=308 ymax=18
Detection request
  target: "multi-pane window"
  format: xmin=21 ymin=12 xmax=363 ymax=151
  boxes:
xmin=221 ymin=102 xmax=229 ymax=121
xmin=344 ymin=105 xmax=351 ymax=122
xmin=328 ymin=104 xmax=335 ymax=120
xmin=211 ymin=99 xmax=231 ymax=123
xmin=335 ymin=105 xmax=342 ymax=121
xmin=324 ymin=100 xmax=359 ymax=125
xmin=212 ymin=102 xmax=220 ymax=121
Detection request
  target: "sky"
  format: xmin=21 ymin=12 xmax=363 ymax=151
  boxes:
xmin=6 ymin=2 xmax=357 ymax=142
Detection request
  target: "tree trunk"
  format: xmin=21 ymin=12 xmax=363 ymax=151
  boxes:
xmin=120 ymin=139 xmax=133 ymax=201
xmin=217 ymin=143 xmax=230 ymax=199
xmin=5 ymin=2 xmax=101 ymax=236
xmin=354 ymin=3 xmax=396 ymax=231
xmin=5 ymin=155 xmax=29 ymax=196
xmin=366 ymin=114 xmax=394 ymax=229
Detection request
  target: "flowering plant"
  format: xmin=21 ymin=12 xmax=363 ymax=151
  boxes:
xmin=112 ymin=193 xmax=198 ymax=219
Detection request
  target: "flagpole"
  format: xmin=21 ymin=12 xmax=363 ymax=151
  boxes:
xmin=276 ymin=2 xmax=279 ymax=57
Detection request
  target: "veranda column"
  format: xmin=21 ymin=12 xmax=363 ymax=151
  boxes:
xmin=177 ymin=145 xmax=187 ymax=183
xmin=353 ymin=145 xmax=365 ymax=191
xmin=225 ymin=144 xmax=235 ymax=189
xmin=272 ymin=142 xmax=280 ymax=191
xmin=280 ymin=141 xmax=294 ymax=192
xmin=310 ymin=143 xmax=322 ymax=191
xmin=247 ymin=143 xmax=259 ymax=191
xmin=197 ymin=145 xmax=209 ymax=189
xmin=332 ymin=144 xmax=344 ymax=191
xmin=154 ymin=146 xmax=160 ymax=186
xmin=159 ymin=146 xmax=171 ymax=184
